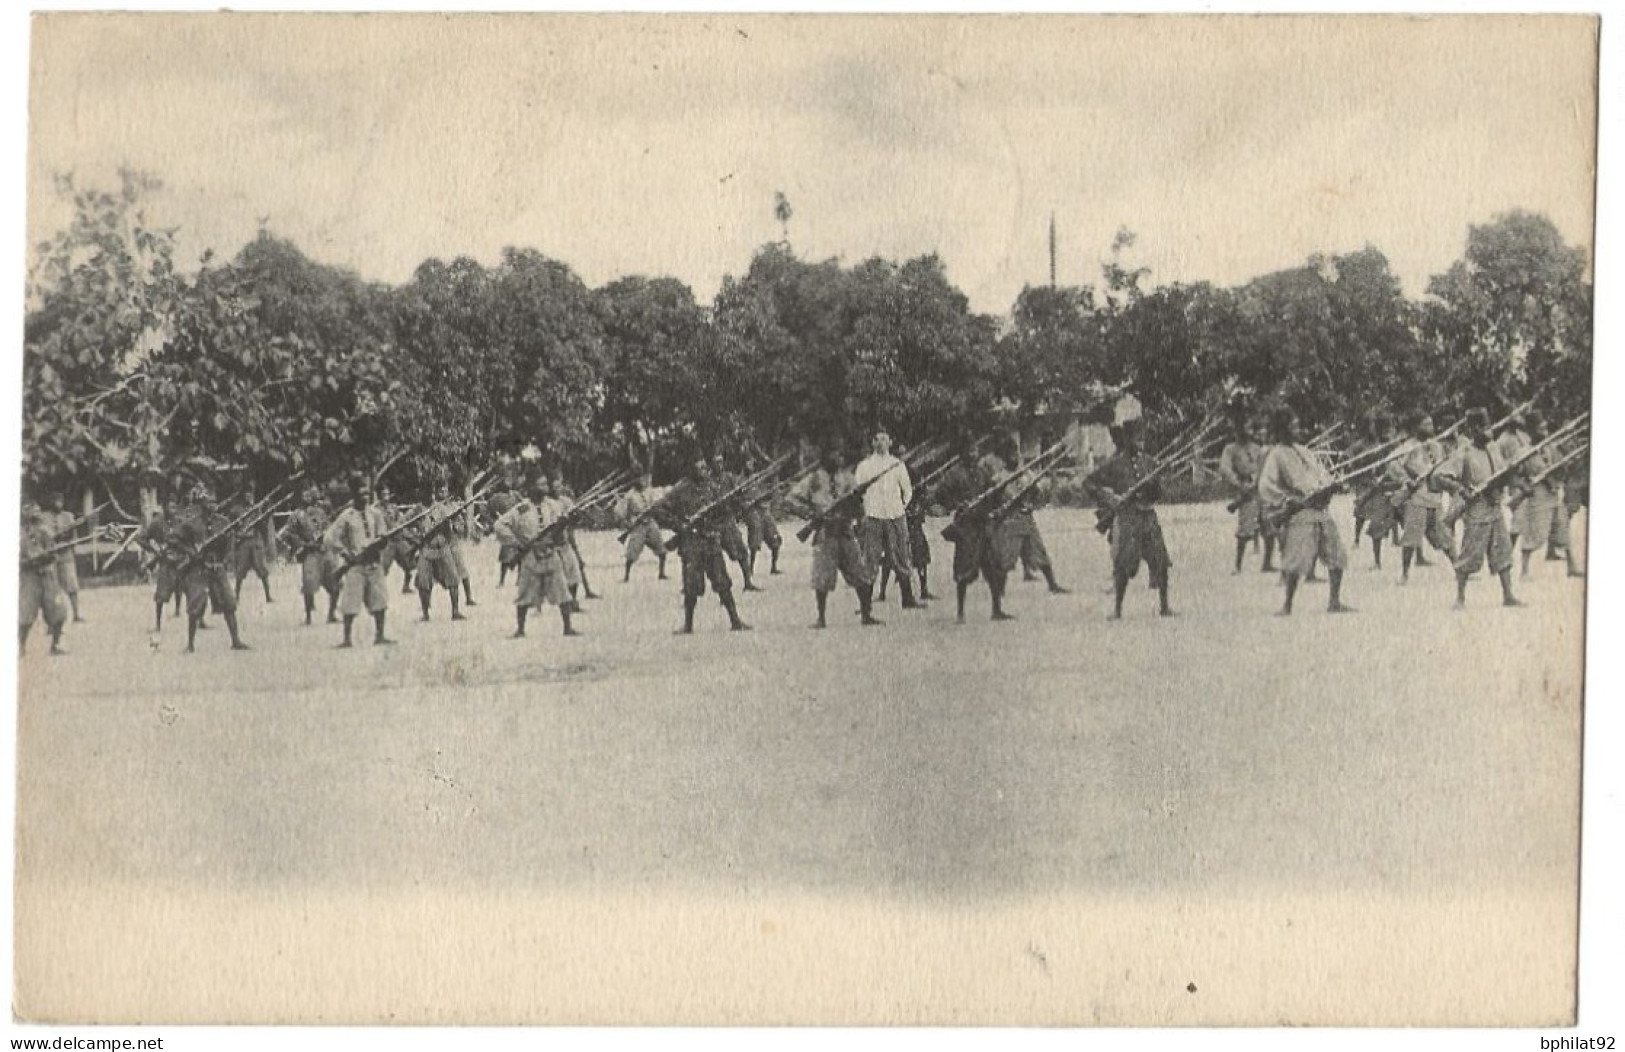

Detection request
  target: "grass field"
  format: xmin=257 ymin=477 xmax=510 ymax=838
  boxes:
xmin=13 ymin=500 xmax=1589 ymax=1025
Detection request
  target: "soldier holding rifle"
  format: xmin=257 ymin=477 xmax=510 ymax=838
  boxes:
xmin=412 ymin=480 xmax=469 ymax=622
xmin=42 ymin=491 xmax=85 ymax=624
xmin=619 ymin=471 xmax=669 ymax=583
xmin=283 ymin=483 xmax=340 ymax=627
xmin=1256 ymin=407 xmax=1355 ymax=617
xmin=493 ymin=473 xmax=578 ymax=639
xmin=1092 ymin=418 xmax=1180 ymax=620
xmin=328 ymin=475 xmax=397 ymax=648
xmin=941 ymin=449 xmax=1019 ymax=624
xmin=1218 ymin=414 xmax=1272 ymax=575
xmin=660 ymin=457 xmax=754 ymax=635
xmin=170 ymin=483 xmax=254 ymax=652
xmin=1392 ymin=412 xmax=1457 ymax=583
xmin=1436 ymin=409 xmax=1586 ymax=607
xmin=987 ymin=440 xmax=1070 ymax=596
xmin=790 ymin=446 xmax=880 ymax=630
xmin=1433 ymin=408 xmax=1523 ymax=609
xmin=19 ymin=497 xmax=70 ymax=656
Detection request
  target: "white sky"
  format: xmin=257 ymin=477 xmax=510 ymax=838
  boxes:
xmin=26 ymin=13 xmax=1597 ymax=314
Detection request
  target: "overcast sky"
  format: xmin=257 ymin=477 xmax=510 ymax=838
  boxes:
xmin=27 ymin=13 xmax=1597 ymax=314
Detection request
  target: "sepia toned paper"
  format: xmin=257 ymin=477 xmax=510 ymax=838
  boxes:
xmin=11 ymin=10 xmax=1604 ymax=1031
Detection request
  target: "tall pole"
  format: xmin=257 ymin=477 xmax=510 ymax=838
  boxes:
xmin=1048 ymin=212 xmax=1057 ymax=287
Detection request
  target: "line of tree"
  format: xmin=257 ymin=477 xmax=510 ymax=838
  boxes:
xmin=20 ymin=169 xmax=1593 ymax=515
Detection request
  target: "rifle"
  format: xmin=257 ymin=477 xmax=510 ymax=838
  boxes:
xmin=575 ymin=468 xmax=633 ymax=507
xmin=1506 ymin=442 xmax=1590 ymax=514
xmin=1390 ymin=398 xmax=1545 ymax=504
xmin=1262 ymin=441 xmax=1414 ymax=532
xmin=173 ymin=490 xmax=299 ymax=577
xmin=396 ymin=474 xmax=504 ymax=564
xmin=333 ymin=499 xmax=446 ymax=578
xmin=1094 ymin=420 xmax=1222 ymax=534
xmin=990 ymin=445 xmax=1075 ymax=522
xmin=908 ymin=452 xmax=966 ymax=513
xmin=22 ymin=531 xmax=100 ymax=571
xmin=940 ymin=439 xmax=1070 ymax=541
xmin=1441 ymin=417 xmax=1589 ymax=528
xmin=668 ymin=464 xmax=788 ymax=544
xmin=47 ymin=501 xmax=113 ymax=544
xmin=508 ymin=483 xmax=628 ymax=558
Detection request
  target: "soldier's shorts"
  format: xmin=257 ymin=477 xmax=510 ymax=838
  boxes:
xmin=339 ymin=562 xmax=390 ymax=616
xmin=1355 ymin=489 xmax=1398 ymax=536
xmin=811 ymin=531 xmax=873 ymax=592
xmin=860 ymin=516 xmax=914 ymax=577
xmin=719 ymin=522 xmax=749 ymax=566
xmin=300 ymin=553 xmax=328 ymax=597
xmin=1455 ymin=508 xmax=1513 ymax=576
xmin=559 ymin=542 xmax=584 ymax=588
xmin=1515 ymin=494 xmax=1559 ymax=552
xmin=1553 ymin=501 xmax=1575 ymax=549
xmin=1111 ymin=507 xmax=1172 ymax=589
xmin=184 ymin=565 xmax=236 ymax=618
xmin=499 ymin=543 xmax=522 ymax=569
xmin=19 ymin=567 xmax=68 ymax=630
xmin=1401 ymin=501 xmax=1453 ymax=553
xmin=907 ymin=516 xmax=931 ymax=569
xmin=448 ymin=540 xmax=469 ymax=581
xmin=53 ymin=555 xmax=80 ymax=595
xmin=153 ymin=563 xmax=180 ymax=605
xmin=1234 ymin=495 xmax=1262 ymax=540
xmin=746 ymin=511 xmax=782 ymax=553
xmin=949 ymin=519 xmax=1018 ymax=585
xmin=516 ymin=549 xmax=568 ymax=608
xmin=1004 ymin=511 xmax=1051 ymax=572
xmin=1280 ymin=507 xmax=1348 ymax=579
xmin=622 ymin=522 xmax=667 ymax=563
xmin=415 ymin=550 xmax=460 ymax=592
xmin=233 ymin=540 xmax=269 ymax=580
xmin=681 ymin=545 xmax=733 ymax=600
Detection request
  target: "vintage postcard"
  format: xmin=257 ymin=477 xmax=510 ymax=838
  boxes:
xmin=10 ymin=10 xmax=1606 ymax=1034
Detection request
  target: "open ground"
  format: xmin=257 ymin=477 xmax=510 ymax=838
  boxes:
xmin=13 ymin=500 xmax=1588 ymax=1024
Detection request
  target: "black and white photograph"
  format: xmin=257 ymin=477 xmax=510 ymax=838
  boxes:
xmin=6 ymin=6 xmax=1618 ymax=1042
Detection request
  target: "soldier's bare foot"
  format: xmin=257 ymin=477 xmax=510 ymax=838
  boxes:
xmin=1049 ymin=585 xmax=1071 ymax=595
xmin=1453 ymin=599 xmax=1467 ymax=611
xmin=1568 ymin=570 xmax=1585 ymax=579
xmin=1109 ymin=612 xmax=1123 ymax=621
xmin=563 ymin=628 xmax=582 ymax=636
xmin=1275 ymin=608 xmax=1292 ymax=617
xmin=861 ymin=616 xmax=883 ymax=626
xmin=1503 ymin=597 xmax=1526 ymax=608
xmin=232 ymin=641 xmax=251 ymax=651
xmin=420 ymin=613 xmax=431 ymax=622
xmin=743 ymin=584 xmax=763 ymax=593
xmin=374 ymin=637 xmax=396 ymax=646
xmin=510 ymin=630 xmax=526 ymax=639
xmin=920 ymin=590 xmax=938 ymax=601
xmin=731 ymin=622 xmax=753 ymax=632
xmin=465 ymin=598 xmax=478 ymax=606
xmin=335 ymin=641 xmax=352 ymax=649
xmin=451 ymin=612 xmax=467 ymax=621
xmin=992 ymin=611 xmax=1015 ymax=622
xmin=50 ymin=645 xmax=65 ymax=656
xmin=1327 ymin=602 xmax=1355 ymax=614
xmin=673 ymin=627 xmax=692 ymax=635
xmin=901 ymin=600 xmax=925 ymax=610
xmin=811 ymin=621 xmax=826 ymax=630
xmin=1160 ymin=608 xmax=1175 ymax=617
xmin=186 ymin=644 xmax=196 ymax=653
